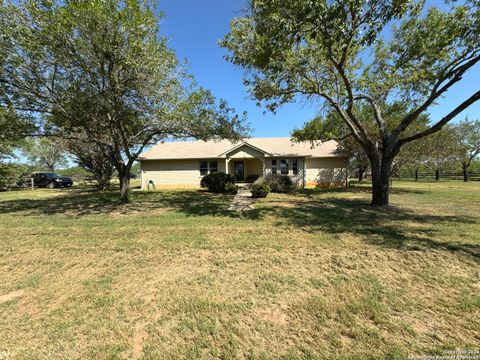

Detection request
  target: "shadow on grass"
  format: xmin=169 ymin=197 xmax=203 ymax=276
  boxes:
xmin=0 ymin=188 xmax=478 ymax=258
xmin=0 ymin=188 xmax=235 ymax=217
xmin=294 ymin=184 xmax=427 ymax=196
xmin=244 ymin=196 xmax=480 ymax=259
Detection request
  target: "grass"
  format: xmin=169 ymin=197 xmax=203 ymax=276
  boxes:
xmin=0 ymin=180 xmax=479 ymax=359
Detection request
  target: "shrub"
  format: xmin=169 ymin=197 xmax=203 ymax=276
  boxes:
xmin=224 ymin=182 xmax=238 ymax=195
xmin=251 ymin=183 xmax=270 ymax=198
xmin=200 ymin=172 xmax=236 ymax=193
xmin=0 ymin=163 xmax=32 ymax=191
xmin=257 ymin=174 xmax=294 ymax=193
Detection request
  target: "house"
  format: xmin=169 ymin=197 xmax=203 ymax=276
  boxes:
xmin=138 ymin=137 xmax=347 ymax=189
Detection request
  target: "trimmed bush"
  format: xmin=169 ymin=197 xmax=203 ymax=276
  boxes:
xmin=251 ymin=183 xmax=270 ymax=198
xmin=224 ymin=182 xmax=238 ymax=195
xmin=200 ymin=172 xmax=236 ymax=193
xmin=256 ymin=174 xmax=294 ymax=193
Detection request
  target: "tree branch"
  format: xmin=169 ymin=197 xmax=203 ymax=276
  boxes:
xmin=393 ymin=54 xmax=480 ymax=140
xmin=354 ymin=95 xmax=388 ymax=140
xmin=399 ymin=90 xmax=480 ymax=146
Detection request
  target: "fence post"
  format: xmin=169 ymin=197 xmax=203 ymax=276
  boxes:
xmin=31 ymin=177 xmax=34 ymax=191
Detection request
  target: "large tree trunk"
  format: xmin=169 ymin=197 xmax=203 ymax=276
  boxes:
xmin=463 ymin=163 xmax=469 ymax=182
xmin=119 ymin=167 xmax=131 ymax=204
xmin=370 ymin=156 xmax=393 ymax=207
xmin=358 ymin=166 xmax=365 ymax=182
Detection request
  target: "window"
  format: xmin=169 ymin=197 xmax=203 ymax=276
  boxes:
xmin=200 ymin=161 xmax=208 ymax=176
xmin=292 ymin=159 xmax=298 ymax=175
xmin=271 ymin=159 xmax=277 ymax=175
xmin=209 ymin=160 xmax=218 ymax=173
xmin=280 ymin=159 xmax=289 ymax=175
xmin=200 ymin=160 xmax=218 ymax=175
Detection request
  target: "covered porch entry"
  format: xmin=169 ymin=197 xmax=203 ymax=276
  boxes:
xmin=220 ymin=143 xmax=267 ymax=183
xmin=228 ymin=158 xmax=264 ymax=182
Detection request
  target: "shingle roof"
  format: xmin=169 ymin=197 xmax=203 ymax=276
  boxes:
xmin=139 ymin=137 xmax=340 ymax=160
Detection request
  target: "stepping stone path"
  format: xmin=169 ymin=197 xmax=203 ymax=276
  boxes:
xmin=229 ymin=187 xmax=255 ymax=211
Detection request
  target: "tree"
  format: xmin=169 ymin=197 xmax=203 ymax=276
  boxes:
xmin=452 ymin=119 xmax=480 ymax=181
xmin=0 ymin=107 xmax=35 ymax=159
xmin=0 ymin=0 xmax=249 ymax=203
xmin=422 ymin=126 xmax=459 ymax=180
xmin=222 ymin=0 xmax=480 ymax=206
xmin=293 ymin=113 xmax=369 ymax=181
xmin=338 ymin=136 xmax=369 ymax=182
xmin=292 ymin=103 xmax=430 ymax=183
xmin=392 ymin=137 xmax=430 ymax=180
xmin=0 ymin=163 xmax=33 ymax=191
xmin=22 ymin=137 xmax=68 ymax=172
xmin=64 ymin=138 xmax=115 ymax=191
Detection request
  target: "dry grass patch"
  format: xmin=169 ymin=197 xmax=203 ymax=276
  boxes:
xmin=0 ymin=181 xmax=479 ymax=359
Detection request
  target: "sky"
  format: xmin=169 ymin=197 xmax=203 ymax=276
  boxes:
xmin=158 ymin=0 xmax=480 ymax=138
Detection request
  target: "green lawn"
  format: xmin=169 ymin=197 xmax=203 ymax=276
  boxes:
xmin=0 ymin=181 xmax=479 ymax=359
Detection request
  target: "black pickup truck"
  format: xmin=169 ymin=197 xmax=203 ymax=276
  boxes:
xmin=28 ymin=172 xmax=73 ymax=188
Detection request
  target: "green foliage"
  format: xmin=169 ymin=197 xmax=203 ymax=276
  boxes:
xmin=200 ymin=172 xmax=236 ymax=193
xmin=0 ymin=107 xmax=36 ymax=159
xmin=292 ymin=102 xmax=432 ymax=178
xmin=57 ymin=165 xmax=90 ymax=179
xmin=257 ymin=175 xmax=294 ymax=193
xmin=421 ymin=125 xmax=460 ymax=172
xmin=223 ymin=182 xmax=238 ymax=195
xmin=0 ymin=163 xmax=33 ymax=190
xmin=222 ymin=0 xmax=478 ymax=112
xmin=65 ymin=138 xmax=115 ymax=191
xmin=21 ymin=138 xmax=68 ymax=172
xmin=251 ymin=183 xmax=270 ymax=198
xmin=452 ymin=119 xmax=480 ymax=167
xmin=130 ymin=162 xmax=141 ymax=176
xmin=0 ymin=0 xmax=249 ymax=203
xmin=292 ymin=102 xmax=430 ymax=144
xmin=221 ymin=0 xmax=480 ymax=205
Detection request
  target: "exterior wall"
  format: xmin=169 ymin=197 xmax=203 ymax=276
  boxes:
xmin=264 ymin=158 xmax=305 ymax=186
xmin=141 ymin=156 xmax=347 ymax=189
xmin=305 ymin=157 xmax=347 ymax=188
xmin=141 ymin=159 xmax=226 ymax=188
xmin=245 ymin=158 xmax=263 ymax=177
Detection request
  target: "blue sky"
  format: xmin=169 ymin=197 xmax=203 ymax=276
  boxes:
xmin=159 ymin=0 xmax=480 ymax=138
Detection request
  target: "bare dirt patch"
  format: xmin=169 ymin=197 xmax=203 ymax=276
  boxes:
xmin=0 ymin=290 xmax=26 ymax=304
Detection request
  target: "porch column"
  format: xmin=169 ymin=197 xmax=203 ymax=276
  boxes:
xmin=225 ymin=158 xmax=229 ymax=174
xmin=262 ymin=157 xmax=266 ymax=177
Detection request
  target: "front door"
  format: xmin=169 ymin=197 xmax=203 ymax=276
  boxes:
xmin=234 ymin=161 xmax=244 ymax=182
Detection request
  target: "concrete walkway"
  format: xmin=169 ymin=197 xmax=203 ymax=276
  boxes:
xmin=228 ymin=187 xmax=255 ymax=211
